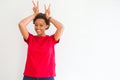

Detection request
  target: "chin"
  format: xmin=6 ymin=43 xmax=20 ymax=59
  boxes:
xmin=36 ymin=32 xmax=41 ymax=36
xmin=37 ymin=33 xmax=42 ymax=36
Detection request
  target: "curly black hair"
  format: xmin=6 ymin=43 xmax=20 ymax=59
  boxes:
xmin=33 ymin=13 xmax=50 ymax=30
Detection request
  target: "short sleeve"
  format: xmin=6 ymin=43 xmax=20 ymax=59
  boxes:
xmin=50 ymin=34 xmax=60 ymax=44
xmin=24 ymin=33 xmax=33 ymax=44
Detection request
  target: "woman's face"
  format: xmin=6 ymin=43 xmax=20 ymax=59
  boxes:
xmin=34 ymin=19 xmax=48 ymax=36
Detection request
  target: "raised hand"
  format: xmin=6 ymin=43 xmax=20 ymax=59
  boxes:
xmin=32 ymin=0 xmax=39 ymax=15
xmin=44 ymin=4 xmax=51 ymax=19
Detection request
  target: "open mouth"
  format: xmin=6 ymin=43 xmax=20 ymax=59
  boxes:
xmin=36 ymin=30 xmax=41 ymax=33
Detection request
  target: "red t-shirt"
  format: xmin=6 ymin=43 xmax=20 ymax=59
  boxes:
xmin=23 ymin=33 xmax=59 ymax=78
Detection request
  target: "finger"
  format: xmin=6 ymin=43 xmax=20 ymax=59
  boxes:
xmin=32 ymin=0 xmax=36 ymax=7
xmin=44 ymin=4 xmax=47 ymax=13
xmin=44 ymin=4 xmax=47 ymax=11
xmin=37 ymin=0 xmax=39 ymax=8
xmin=48 ymin=4 xmax=51 ymax=11
xmin=48 ymin=4 xmax=51 ymax=14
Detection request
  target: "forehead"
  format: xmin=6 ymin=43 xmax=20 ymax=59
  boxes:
xmin=35 ymin=19 xmax=46 ymax=24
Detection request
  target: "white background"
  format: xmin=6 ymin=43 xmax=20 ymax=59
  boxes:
xmin=0 ymin=0 xmax=120 ymax=80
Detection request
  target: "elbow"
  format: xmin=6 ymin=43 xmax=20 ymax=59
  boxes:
xmin=57 ymin=24 xmax=64 ymax=34
xmin=18 ymin=22 xmax=22 ymax=27
xmin=18 ymin=21 xmax=24 ymax=28
xmin=60 ymin=23 xmax=64 ymax=31
xmin=58 ymin=22 xmax=64 ymax=29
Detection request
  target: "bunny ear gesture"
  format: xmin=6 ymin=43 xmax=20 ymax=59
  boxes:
xmin=32 ymin=0 xmax=39 ymax=8
xmin=32 ymin=0 xmax=39 ymax=15
xmin=44 ymin=4 xmax=51 ymax=19
xmin=32 ymin=0 xmax=51 ymax=18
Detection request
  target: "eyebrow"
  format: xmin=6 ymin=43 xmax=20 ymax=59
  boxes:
xmin=35 ymin=22 xmax=44 ymax=25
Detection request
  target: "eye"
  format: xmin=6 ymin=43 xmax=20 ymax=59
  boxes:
xmin=40 ymin=24 xmax=43 ymax=27
xmin=35 ymin=24 xmax=38 ymax=26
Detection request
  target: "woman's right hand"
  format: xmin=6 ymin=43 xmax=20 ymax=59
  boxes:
xmin=32 ymin=0 xmax=39 ymax=15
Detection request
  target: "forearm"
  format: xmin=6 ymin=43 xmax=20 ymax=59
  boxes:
xmin=19 ymin=14 xmax=36 ymax=26
xmin=50 ymin=17 xmax=64 ymax=30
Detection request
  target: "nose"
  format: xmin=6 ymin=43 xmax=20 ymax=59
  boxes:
xmin=35 ymin=26 xmax=40 ymax=29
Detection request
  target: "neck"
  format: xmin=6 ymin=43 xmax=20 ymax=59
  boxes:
xmin=37 ymin=33 xmax=46 ymax=37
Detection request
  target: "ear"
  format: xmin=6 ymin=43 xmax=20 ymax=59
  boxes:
xmin=45 ymin=25 xmax=49 ymax=30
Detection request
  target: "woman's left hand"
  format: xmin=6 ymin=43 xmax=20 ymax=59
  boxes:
xmin=44 ymin=4 xmax=51 ymax=19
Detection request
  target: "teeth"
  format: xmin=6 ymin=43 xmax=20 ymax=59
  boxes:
xmin=37 ymin=30 xmax=40 ymax=32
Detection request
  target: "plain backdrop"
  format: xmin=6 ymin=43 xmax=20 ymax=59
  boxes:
xmin=0 ymin=0 xmax=120 ymax=80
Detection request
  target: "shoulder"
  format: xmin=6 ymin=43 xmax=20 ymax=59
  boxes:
xmin=49 ymin=34 xmax=60 ymax=44
xmin=24 ymin=32 xmax=34 ymax=43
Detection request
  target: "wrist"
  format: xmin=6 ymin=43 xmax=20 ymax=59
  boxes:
xmin=33 ymin=12 xmax=39 ymax=16
xmin=48 ymin=17 xmax=52 ymax=21
xmin=33 ymin=13 xmax=37 ymax=17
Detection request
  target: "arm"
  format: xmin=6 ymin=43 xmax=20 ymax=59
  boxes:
xmin=18 ymin=0 xmax=39 ymax=40
xmin=44 ymin=4 xmax=64 ymax=41
xmin=18 ymin=14 xmax=36 ymax=40
xmin=49 ymin=17 xmax=64 ymax=41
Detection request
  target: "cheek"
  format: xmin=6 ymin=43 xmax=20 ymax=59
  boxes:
xmin=44 ymin=25 xmax=48 ymax=29
xmin=42 ymin=25 xmax=48 ymax=30
xmin=34 ymin=27 xmax=37 ymax=30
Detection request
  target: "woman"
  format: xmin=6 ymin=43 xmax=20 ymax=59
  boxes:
xmin=18 ymin=0 xmax=64 ymax=80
